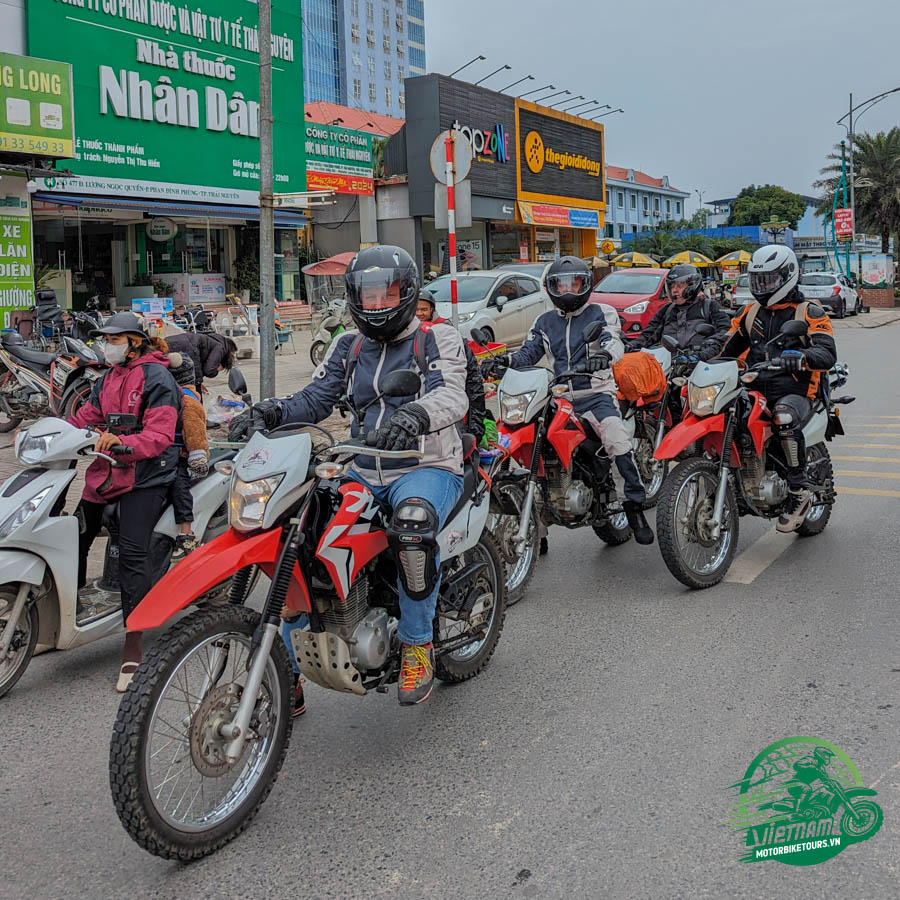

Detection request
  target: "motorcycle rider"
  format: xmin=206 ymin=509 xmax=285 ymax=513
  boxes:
xmin=720 ymin=245 xmax=837 ymax=532
xmin=627 ymin=263 xmax=731 ymax=358
xmin=68 ymin=312 xmax=181 ymax=691
xmin=231 ymin=246 xmax=468 ymax=707
xmin=481 ymin=256 xmax=654 ymax=545
xmin=779 ymin=747 xmax=837 ymax=813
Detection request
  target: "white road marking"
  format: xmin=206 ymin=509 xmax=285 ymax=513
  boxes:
xmin=724 ymin=528 xmax=793 ymax=585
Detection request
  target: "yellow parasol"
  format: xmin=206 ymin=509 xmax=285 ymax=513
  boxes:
xmin=715 ymin=250 xmax=753 ymax=266
xmin=662 ymin=250 xmax=715 ymax=268
xmin=611 ymin=251 xmax=656 ymax=267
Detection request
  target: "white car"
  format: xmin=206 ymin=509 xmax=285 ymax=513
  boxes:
xmin=424 ymin=270 xmax=552 ymax=345
xmin=731 ymin=273 xmax=753 ymax=308
xmin=799 ymin=272 xmax=859 ymax=318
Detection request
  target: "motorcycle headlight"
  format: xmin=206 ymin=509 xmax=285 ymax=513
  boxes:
xmin=0 ymin=486 xmax=52 ymax=539
xmin=500 ymin=391 xmax=536 ymax=425
xmin=624 ymin=300 xmax=649 ymax=315
xmin=229 ymin=474 xmax=284 ymax=532
xmin=688 ymin=382 xmax=725 ymax=416
xmin=17 ymin=432 xmax=60 ymax=466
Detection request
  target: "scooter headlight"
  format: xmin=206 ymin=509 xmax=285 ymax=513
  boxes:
xmin=688 ymin=382 xmax=725 ymax=416
xmin=229 ymin=474 xmax=284 ymax=532
xmin=499 ymin=391 xmax=536 ymax=425
xmin=0 ymin=486 xmax=52 ymax=539
xmin=17 ymin=432 xmax=60 ymax=466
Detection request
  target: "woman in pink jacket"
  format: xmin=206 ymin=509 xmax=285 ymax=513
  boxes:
xmin=69 ymin=312 xmax=181 ymax=691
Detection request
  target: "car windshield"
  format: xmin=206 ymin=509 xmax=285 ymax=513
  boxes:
xmin=425 ymin=276 xmax=494 ymax=303
xmin=593 ymin=273 xmax=663 ymax=295
xmin=800 ymin=275 xmax=837 ymax=286
xmin=737 ymin=275 xmax=749 ymax=287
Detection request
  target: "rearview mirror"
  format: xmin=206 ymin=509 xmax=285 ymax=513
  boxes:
xmin=780 ymin=320 xmax=809 ymax=337
xmin=695 ymin=323 xmax=716 ymax=337
xmin=381 ymin=369 xmax=421 ymax=397
xmin=228 ymin=367 xmax=249 ymax=397
xmin=469 ymin=327 xmax=489 ymax=346
xmin=493 ymin=295 xmax=506 ymax=310
xmin=582 ymin=320 xmax=605 ymax=343
xmin=661 ymin=334 xmax=679 ymax=352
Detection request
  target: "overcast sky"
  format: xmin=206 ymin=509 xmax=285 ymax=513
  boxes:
xmin=425 ymin=0 xmax=900 ymax=212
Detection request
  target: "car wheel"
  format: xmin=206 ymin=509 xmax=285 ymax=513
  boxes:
xmin=835 ymin=299 xmax=845 ymax=319
xmin=480 ymin=326 xmax=495 ymax=344
xmin=850 ymin=296 xmax=860 ymax=315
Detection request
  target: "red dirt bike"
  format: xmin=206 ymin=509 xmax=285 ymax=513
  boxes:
xmin=108 ymin=368 xmax=506 ymax=860
xmin=653 ymin=319 xmax=853 ymax=588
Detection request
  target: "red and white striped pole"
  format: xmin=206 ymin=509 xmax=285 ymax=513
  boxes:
xmin=445 ymin=131 xmax=459 ymax=330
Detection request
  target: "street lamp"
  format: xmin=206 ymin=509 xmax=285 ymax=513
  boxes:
xmin=534 ymin=89 xmax=571 ymax=104
xmin=592 ymin=108 xmax=624 ymax=119
xmin=550 ymin=94 xmax=584 ymax=109
xmin=578 ymin=104 xmax=611 ymax=117
xmin=449 ymin=54 xmax=486 ymax=77
xmin=501 ymin=74 xmax=534 ymax=93
xmin=475 ymin=64 xmax=511 ymax=86
xmin=519 ymin=83 xmax=554 ymax=97
xmin=562 ymin=99 xmax=598 ymax=112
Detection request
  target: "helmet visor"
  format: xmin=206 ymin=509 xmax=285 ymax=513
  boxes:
xmin=749 ymin=269 xmax=788 ymax=298
xmin=546 ymin=272 xmax=591 ymax=297
xmin=347 ymin=268 xmax=405 ymax=310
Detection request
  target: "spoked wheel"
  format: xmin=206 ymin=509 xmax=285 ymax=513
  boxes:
xmin=110 ymin=606 xmax=293 ymax=860
xmin=840 ymin=800 xmax=883 ymax=842
xmin=633 ymin=436 xmax=668 ymax=509
xmin=797 ymin=445 xmax=834 ymax=537
xmin=656 ymin=457 xmax=739 ymax=589
xmin=434 ymin=531 xmax=506 ymax=682
xmin=0 ymin=374 xmax=23 ymax=434
xmin=593 ymin=503 xmax=632 ymax=545
xmin=487 ymin=483 xmax=538 ymax=605
xmin=309 ymin=341 xmax=327 ymax=367
xmin=0 ymin=587 xmax=38 ymax=698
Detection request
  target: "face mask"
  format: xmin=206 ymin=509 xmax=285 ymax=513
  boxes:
xmin=104 ymin=341 xmax=129 ymax=365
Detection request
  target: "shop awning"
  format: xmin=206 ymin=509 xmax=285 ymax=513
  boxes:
xmin=32 ymin=193 xmax=307 ymax=228
xmin=518 ymin=201 xmax=601 ymax=230
xmin=302 ymin=251 xmax=357 ymax=276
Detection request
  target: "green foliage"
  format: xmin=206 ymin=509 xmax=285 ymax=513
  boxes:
xmin=372 ymin=136 xmax=387 ymax=179
xmin=629 ymin=231 xmax=759 ymax=262
xmin=128 ymin=273 xmax=175 ymax=296
xmin=728 ymin=184 xmax=807 ymax=230
xmin=33 ymin=264 xmax=57 ymax=291
xmin=233 ymin=227 xmax=260 ymax=302
xmin=814 ymin=128 xmax=900 ymax=253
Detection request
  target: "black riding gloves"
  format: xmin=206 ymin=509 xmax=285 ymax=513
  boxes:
xmin=583 ymin=351 xmax=613 ymax=373
xmin=228 ymin=399 xmax=283 ymax=442
xmin=372 ymin=402 xmax=430 ymax=451
xmin=480 ymin=354 xmax=510 ymax=380
xmin=776 ymin=349 xmax=805 ymax=373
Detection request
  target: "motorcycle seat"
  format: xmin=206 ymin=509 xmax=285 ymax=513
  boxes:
xmin=4 ymin=342 xmax=57 ymax=367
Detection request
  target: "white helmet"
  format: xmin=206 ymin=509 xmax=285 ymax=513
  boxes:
xmin=748 ymin=245 xmax=799 ymax=307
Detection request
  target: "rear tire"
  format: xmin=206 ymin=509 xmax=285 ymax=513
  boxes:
xmin=480 ymin=327 xmax=495 ymax=344
xmin=0 ymin=590 xmax=38 ymax=698
xmin=309 ymin=341 xmax=327 ymax=367
xmin=60 ymin=378 xmax=92 ymax=419
xmin=434 ymin=531 xmax=506 ymax=683
xmin=835 ymin=300 xmax=845 ymax=319
xmin=109 ymin=606 xmax=293 ymax=860
xmin=593 ymin=506 xmax=632 ymax=545
xmin=797 ymin=445 xmax=833 ymax=537
xmin=0 ymin=373 xmax=23 ymax=433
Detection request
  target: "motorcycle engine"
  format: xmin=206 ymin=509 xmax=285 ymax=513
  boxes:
xmin=752 ymin=473 xmax=788 ymax=507
xmin=562 ymin=480 xmax=593 ymax=517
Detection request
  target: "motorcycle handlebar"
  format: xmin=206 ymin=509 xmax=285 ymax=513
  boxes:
xmin=327 ymin=438 xmax=425 ymax=460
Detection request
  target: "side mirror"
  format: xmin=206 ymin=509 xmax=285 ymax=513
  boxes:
xmin=780 ymin=320 xmax=809 ymax=337
xmin=469 ymin=327 xmax=489 ymax=346
xmin=228 ymin=367 xmax=249 ymax=397
xmin=493 ymin=295 xmax=506 ymax=310
xmin=582 ymin=320 xmax=605 ymax=343
xmin=695 ymin=323 xmax=716 ymax=337
xmin=381 ymin=368 xmax=420 ymax=397
xmin=662 ymin=334 xmax=679 ymax=352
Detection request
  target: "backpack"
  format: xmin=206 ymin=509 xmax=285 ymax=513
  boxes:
xmin=342 ymin=330 xmax=429 ymax=400
xmin=742 ymin=300 xmax=814 ymax=336
xmin=613 ymin=350 xmax=667 ymax=404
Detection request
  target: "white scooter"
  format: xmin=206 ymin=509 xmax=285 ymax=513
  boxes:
xmin=0 ymin=369 xmax=251 ymax=698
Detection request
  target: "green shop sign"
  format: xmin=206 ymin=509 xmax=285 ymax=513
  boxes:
xmin=28 ymin=0 xmax=305 ymax=204
xmin=305 ymin=123 xmax=374 ymax=196
xmin=0 ymin=172 xmax=36 ymax=327
xmin=0 ymin=52 xmax=75 ymax=158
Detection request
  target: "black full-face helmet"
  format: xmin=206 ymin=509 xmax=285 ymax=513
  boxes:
xmin=544 ymin=256 xmax=593 ymax=313
xmin=345 ymin=245 xmax=420 ymax=341
xmin=665 ymin=264 xmax=703 ymax=303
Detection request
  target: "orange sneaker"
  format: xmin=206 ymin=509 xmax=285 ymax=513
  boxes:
xmin=397 ymin=642 xmax=434 ymax=706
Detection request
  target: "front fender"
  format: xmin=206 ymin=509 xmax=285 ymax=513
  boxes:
xmin=655 ymin=412 xmax=725 ymax=460
xmin=843 ymin=788 xmax=879 ymax=799
xmin=0 ymin=550 xmax=46 ymax=587
xmin=127 ymin=528 xmax=283 ymax=631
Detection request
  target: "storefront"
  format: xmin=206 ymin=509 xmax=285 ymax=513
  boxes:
xmin=24 ymin=0 xmax=307 ymax=310
xmin=402 ymin=75 xmax=605 ymax=271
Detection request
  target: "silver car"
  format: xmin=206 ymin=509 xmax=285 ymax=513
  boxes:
xmin=731 ymin=273 xmax=753 ymax=308
xmin=423 ymin=270 xmax=552 ymax=345
xmin=799 ymin=272 xmax=859 ymax=318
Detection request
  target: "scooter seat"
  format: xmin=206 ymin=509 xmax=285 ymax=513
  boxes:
xmin=4 ymin=342 xmax=56 ymax=367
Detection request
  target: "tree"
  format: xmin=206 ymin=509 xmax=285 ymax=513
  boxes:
xmin=814 ymin=128 xmax=900 ymax=253
xmin=728 ymin=184 xmax=807 ymax=230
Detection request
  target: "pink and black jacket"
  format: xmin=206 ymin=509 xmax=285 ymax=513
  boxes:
xmin=68 ymin=351 xmax=181 ymax=502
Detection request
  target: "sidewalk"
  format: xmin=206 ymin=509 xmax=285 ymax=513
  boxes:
xmin=836 ymin=307 xmax=900 ymax=329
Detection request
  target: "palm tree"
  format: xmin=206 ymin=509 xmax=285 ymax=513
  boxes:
xmin=814 ymin=128 xmax=900 ymax=252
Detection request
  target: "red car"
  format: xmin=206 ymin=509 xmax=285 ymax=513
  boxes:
xmin=589 ymin=267 xmax=669 ymax=340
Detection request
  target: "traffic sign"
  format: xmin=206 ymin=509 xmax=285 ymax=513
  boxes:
xmin=600 ymin=240 xmax=616 ymax=255
xmin=429 ymin=130 xmax=473 ymax=185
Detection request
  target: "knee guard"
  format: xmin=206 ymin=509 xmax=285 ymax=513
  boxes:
xmin=773 ymin=401 xmax=807 ymax=469
xmin=387 ymin=498 xmax=440 ymax=601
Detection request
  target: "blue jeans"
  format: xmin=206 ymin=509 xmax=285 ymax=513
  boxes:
xmin=281 ymin=465 xmax=464 ymax=670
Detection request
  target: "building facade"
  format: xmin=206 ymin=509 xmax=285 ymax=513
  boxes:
xmin=602 ymin=167 xmax=689 ymax=241
xmin=304 ymin=0 xmax=425 ymax=119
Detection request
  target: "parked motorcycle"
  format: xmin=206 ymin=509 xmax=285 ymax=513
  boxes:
xmin=653 ymin=319 xmax=853 ymax=588
xmin=109 ymin=367 xmax=506 ymax=859
xmin=309 ymin=297 xmax=348 ymax=366
xmin=0 ymin=331 xmax=106 ymax=432
xmin=0 ymin=369 xmax=253 ymax=698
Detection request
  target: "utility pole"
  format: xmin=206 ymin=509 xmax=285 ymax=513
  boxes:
xmin=258 ymin=0 xmax=276 ymax=398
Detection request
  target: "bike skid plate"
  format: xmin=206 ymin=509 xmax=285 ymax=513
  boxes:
xmin=291 ymin=630 xmax=366 ymax=696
